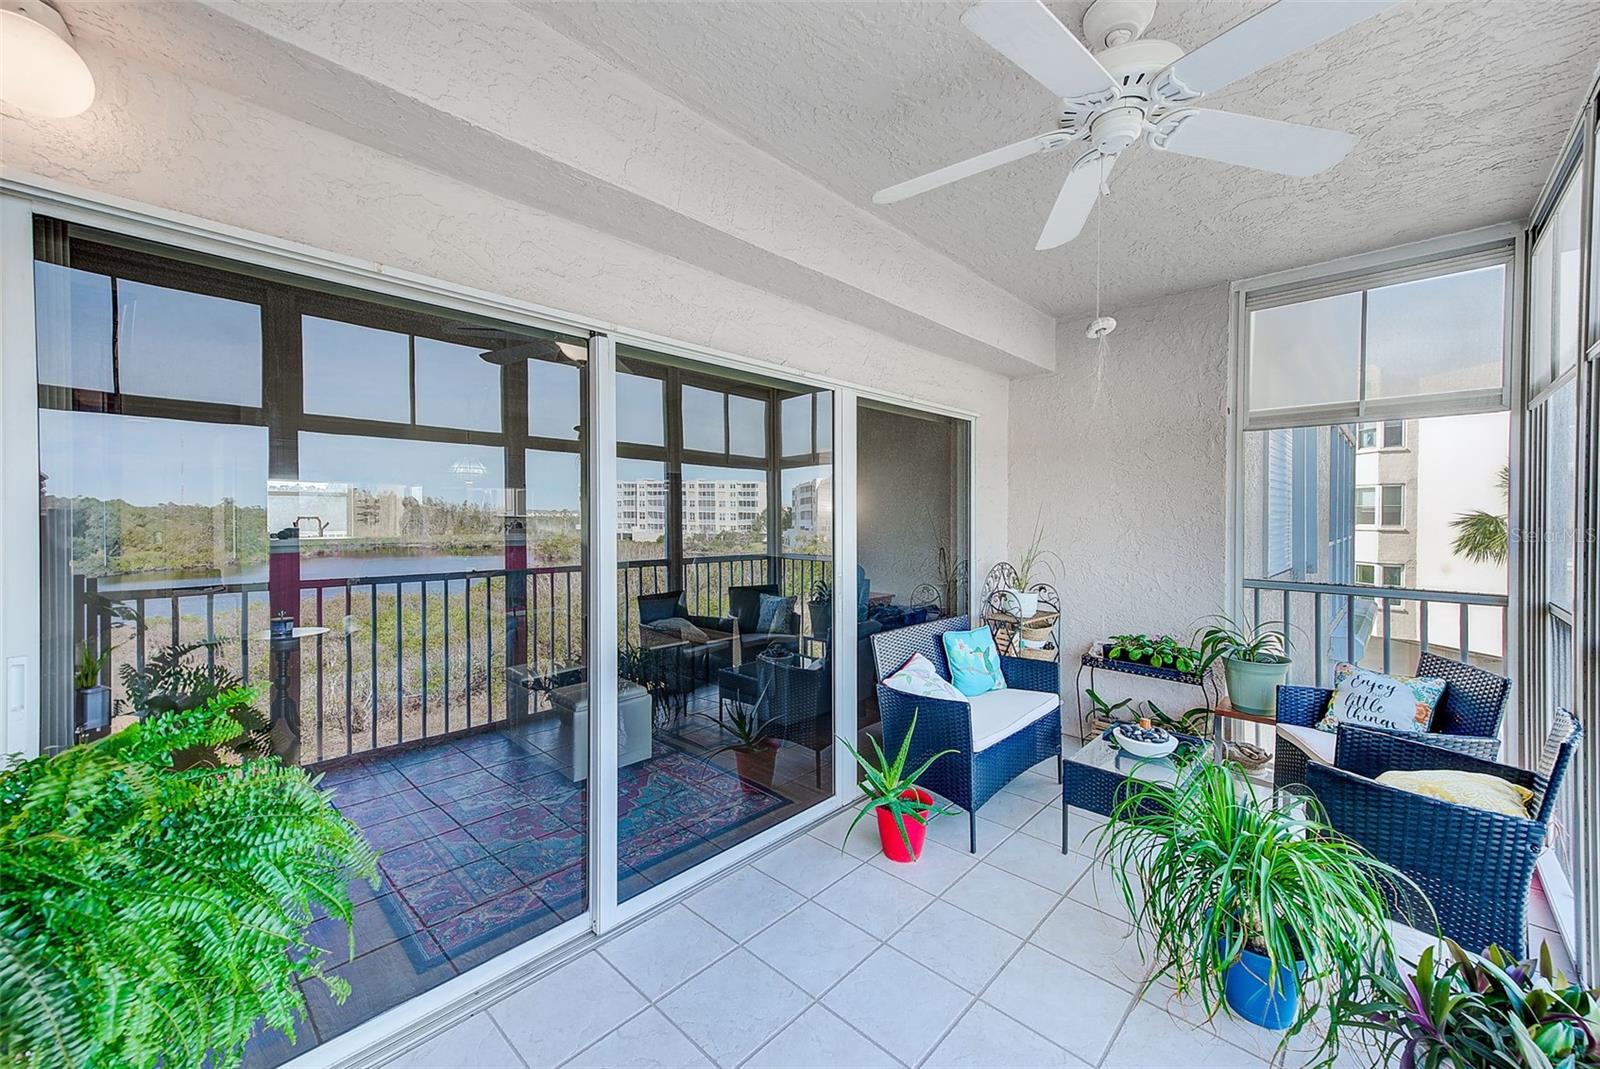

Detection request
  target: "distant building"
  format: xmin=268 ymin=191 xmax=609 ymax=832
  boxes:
xmin=617 ymin=477 xmax=765 ymax=540
xmin=790 ymin=475 xmax=832 ymax=534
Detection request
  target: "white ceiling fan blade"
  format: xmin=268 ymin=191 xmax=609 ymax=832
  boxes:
xmin=874 ymin=133 xmax=1068 ymax=204
xmin=1036 ymin=152 xmax=1115 ymax=250
xmin=1151 ymin=109 xmax=1357 ymax=177
xmin=1158 ymin=0 xmax=1399 ymax=99
xmin=961 ymin=0 xmax=1118 ymax=102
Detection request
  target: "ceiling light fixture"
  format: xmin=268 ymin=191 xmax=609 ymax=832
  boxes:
xmin=0 ymin=0 xmax=94 ymax=118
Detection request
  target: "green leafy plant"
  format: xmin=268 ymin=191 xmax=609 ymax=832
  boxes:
xmin=1085 ymin=687 xmax=1135 ymax=726
xmin=1108 ymin=632 xmax=1203 ymax=673
xmin=73 ymin=642 xmax=110 ymax=690
xmin=807 ymin=578 xmax=832 ymax=604
xmin=1357 ymin=939 xmax=1600 ymax=1069
xmin=0 ymin=685 xmax=378 ymax=1069
xmin=1195 ymin=614 xmax=1291 ymax=672
xmin=700 ymin=679 xmax=776 ymax=757
xmin=118 ymin=640 xmax=269 ymax=765
xmin=1142 ymin=700 xmax=1211 ymax=737
xmin=1097 ymin=757 xmax=1416 ymax=1066
xmin=839 ymin=711 xmax=957 ymax=856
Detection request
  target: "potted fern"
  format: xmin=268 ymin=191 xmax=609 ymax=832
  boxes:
xmin=839 ymin=712 xmax=955 ymax=862
xmin=0 ymin=684 xmax=376 ymax=1068
xmin=1098 ymin=757 xmax=1413 ymax=1063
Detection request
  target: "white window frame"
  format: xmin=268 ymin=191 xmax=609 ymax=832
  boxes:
xmin=1355 ymin=483 xmax=1405 ymax=528
xmin=1228 ymin=224 xmax=1523 ymax=587
xmin=1236 ymin=226 xmax=1519 ymax=433
xmin=1357 ymin=419 xmax=1405 ymax=451
xmin=0 ymin=175 xmax=981 ymax=1068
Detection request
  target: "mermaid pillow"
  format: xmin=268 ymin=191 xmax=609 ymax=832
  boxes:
xmin=1317 ymin=662 xmax=1446 ymax=735
xmin=941 ymin=626 xmax=1008 ymax=697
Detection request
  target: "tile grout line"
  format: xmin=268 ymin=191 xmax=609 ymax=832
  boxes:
xmin=911 ymin=827 xmax=1099 ymax=1069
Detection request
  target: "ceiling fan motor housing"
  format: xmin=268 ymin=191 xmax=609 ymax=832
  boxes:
xmin=1062 ymin=36 xmax=1185 ymax=154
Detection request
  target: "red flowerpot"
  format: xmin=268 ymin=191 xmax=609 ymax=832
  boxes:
xmin=876 ymin=787 xmax=934 ymax=863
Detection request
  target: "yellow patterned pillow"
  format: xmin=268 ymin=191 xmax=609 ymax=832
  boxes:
xmin=1374 ymin=769 xmax=1533 ymax=817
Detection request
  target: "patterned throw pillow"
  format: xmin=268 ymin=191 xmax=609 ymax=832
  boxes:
xmin=941 ymin=626 xmax=1009 ymax=697
xmin=883 ymin=653 xmax=969 ymax=704
xmin=1317 ymin=662 xmax=1446 ymax=735
xmin=756 ymin=593 xmax=794 ymax=634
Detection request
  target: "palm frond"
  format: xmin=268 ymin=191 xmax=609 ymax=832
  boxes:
xmin=1449 ymin=510 xmax=1509 ymax=566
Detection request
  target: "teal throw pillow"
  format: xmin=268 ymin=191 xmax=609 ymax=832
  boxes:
xmin=942 ymin=626 xmax=1008 ymax=697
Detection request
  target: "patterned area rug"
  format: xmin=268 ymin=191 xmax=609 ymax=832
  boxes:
xmin=330 ymin=731 xmax=791 ymax=972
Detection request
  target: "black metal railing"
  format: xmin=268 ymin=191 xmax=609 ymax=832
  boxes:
xmin=77 ymin=552 xmax=833 ymax=766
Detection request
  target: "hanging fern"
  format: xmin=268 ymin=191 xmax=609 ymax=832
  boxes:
xmin=0 ymin=686 xmax=377 ymax=1069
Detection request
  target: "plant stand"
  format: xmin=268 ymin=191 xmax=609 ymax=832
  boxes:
xmin=979 ymin=563 xmax=1060 ymax=661
xmin=1074 ymin=639 xmax=1219 ymax=739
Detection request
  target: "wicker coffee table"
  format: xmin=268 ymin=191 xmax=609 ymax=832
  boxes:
xmin=1061 ymin=731 xmax=1205 ymax=855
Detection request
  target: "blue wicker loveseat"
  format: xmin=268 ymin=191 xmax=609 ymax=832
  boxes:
xmin=872 ymin=615 xmax=1061 ymax=853
xmin=1304 ymin=711 xmax=1580 ymax=957
xmin=1274 ymin=651 xmax=1511 ymax=792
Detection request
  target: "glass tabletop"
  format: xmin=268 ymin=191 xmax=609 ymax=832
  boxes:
xmin=1068 ymin=734 xmax=1202 ymax=787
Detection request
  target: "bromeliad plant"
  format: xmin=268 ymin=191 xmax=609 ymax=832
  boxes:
xmin=1108 ymin=632 xmax=1203 ymax=674
xmin=839 ymin=711 xmax=957 ymax=858
xmin=1097 ymin=757 xmax=1416 ymax=1066
xmin=0 ymin=685 xmax=377 ymax=1069
xmin=1359 ymin=939 xmax=1600 ymax=1069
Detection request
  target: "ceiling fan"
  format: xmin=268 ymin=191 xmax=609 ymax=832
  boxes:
xmin=874 ymin=0 xmax=1398 ymax=249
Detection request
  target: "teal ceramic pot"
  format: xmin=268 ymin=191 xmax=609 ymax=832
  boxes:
xmin=1222 ymin=655 xmax=1291 ymax=716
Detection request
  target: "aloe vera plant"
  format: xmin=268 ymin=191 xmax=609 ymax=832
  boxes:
xmin=838 ymin=711 xmax=956 ymax=856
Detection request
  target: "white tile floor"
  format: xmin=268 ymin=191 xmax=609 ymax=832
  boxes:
xmin=378 ymin=754 xmax=1417 ymax=1069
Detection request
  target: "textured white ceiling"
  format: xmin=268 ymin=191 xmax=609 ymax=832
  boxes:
xmin=522 ymin=0 xmax=1600 ymax=318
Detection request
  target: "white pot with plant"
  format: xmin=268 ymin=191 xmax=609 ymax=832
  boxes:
xmin=1002 ymin=509 xmax=1062 ymax=618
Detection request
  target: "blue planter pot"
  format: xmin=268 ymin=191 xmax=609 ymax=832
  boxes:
xmin=1223 ymin=946 xmax=1300 ymax=1029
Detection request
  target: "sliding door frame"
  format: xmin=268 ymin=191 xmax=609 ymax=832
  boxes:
xmin=0 ymin=174 xmax=982 ymax=1064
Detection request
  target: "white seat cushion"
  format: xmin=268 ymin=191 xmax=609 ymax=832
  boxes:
xmin=1279 ymin=723 xmax=1337 ymax=766
xmin=968 ymin=688 xmax=1060 ymax=752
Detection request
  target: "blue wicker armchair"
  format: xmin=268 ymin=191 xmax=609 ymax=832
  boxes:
xmin=872 ymin=615 xmax=1061 ymax=853
xmin=1304 ymin=711 xmax=1580 ymax=957
xmin=1274 ymin=652 xmax=1511 ymax=792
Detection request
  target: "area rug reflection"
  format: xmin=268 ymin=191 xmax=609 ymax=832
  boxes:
xmin=323 ymin=731 xmax=789 ymax=970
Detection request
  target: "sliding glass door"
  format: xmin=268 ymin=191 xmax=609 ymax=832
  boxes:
xmin=31 ymin=219 xmax=593 ymax=1065
xmin=611 ymin=346 xmax=836 ymax=901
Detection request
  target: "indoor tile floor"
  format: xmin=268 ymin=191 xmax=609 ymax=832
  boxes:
xmin=375 ymin=749 xmax=1434 ymax=1069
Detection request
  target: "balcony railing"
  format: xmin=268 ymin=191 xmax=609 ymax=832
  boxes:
xmin=72 ymin=552 xmax=833 ymax=766
xmin=1243 ymin=577 xmax=1509 ymax=687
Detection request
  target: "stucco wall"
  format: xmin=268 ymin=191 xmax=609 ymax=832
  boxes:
xmin=1008 ymin=285 xmax=1232 ymax=730
xmin=0 ymin=50 xmax=1013 ymax=589
xmin=858 ymin=404 xmax=959 ymax=608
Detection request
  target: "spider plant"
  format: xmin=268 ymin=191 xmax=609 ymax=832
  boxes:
xmin=1194 ymin=615 xmax=1291 ymax=669
xmin=1195 ymin=615 xmax=1294 ymax=715
xmin=838 ymin=711 xmax=957 ymax=857
xmin=1097 ymin=757 xmax=1418 ymax=1066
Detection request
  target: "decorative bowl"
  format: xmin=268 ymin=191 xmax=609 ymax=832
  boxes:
xmin=1113 ymin=723 xmax=1179 ymax=759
